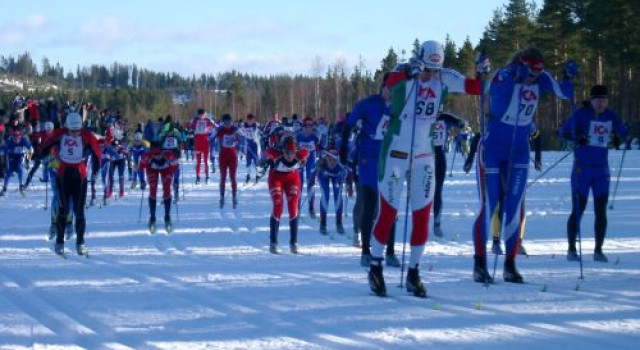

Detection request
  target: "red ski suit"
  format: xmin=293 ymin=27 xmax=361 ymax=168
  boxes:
xmin=265 ymin=148 xmax=309 ymax=221
xmin=214 ymin=126 xmax=240 ymax=198
xmin=189 ymin=116 xmax=216 ymax=178
xmin=139 ymin=149 xmax=179 ymax=200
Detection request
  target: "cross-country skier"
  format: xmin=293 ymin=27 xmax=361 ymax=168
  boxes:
xmin=37 ymin=112 xmax=101 ymax=256
xmin=432 ymin=112 xmax=468 ymax=238
xmin=313 ymin=147 xmax=347 ymax=235
xmin=561 ymin=85 xmax=628 ymax=263
xmin=367 ymin=40 xmax=485 ymax=297
xmin=0 ymin=129 xmax=32 ymax=196
xmin=139 ymin=141 xmax=179 ymax=234
xmin=341 ymin=73 xmax=400 ymax=267
xmin=472 ymin=47 xmax=574 ymax=284
xmin=24 ymin=121 xmax=54 ymax=188
xmin=265 ymin=135 xmax=309 ymax=254
xmin=214 ymin=114 xmax=242 ymax=208
xmin=297 ymin=117 xmax=320 ymax=218
xmin=242 ymin=114 xmax=261 ymax=184
xmin=190 ymin=109 xmax=216 ymax=184
xmin=129 ymin=132 xmax=148 ymax=190
xmin=157 ymin=116 xmax=183 ymax=202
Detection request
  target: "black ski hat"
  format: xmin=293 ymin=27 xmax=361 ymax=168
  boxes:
xmin=590 ymin=85 xmax=608 ymax=99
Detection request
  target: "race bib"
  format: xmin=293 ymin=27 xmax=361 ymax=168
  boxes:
xmin=432 ymin=121 xmax=447 ymax=146
xmin=500 ymin=85 xmax=538 ymax=126
xmin=244 ymin=127 xmax=255 ymax=140
xmin=373 ymin=115 xmax=390 ymax=140
xmin=299 ymin=141 xmax=315 ymax=151
xmin=222 ymin=134 xmax=236 ymax=148
xmin=588 ymin=120 xmax=611 ymax=148
xmin=163 ymin=136 xmax=177 ymax=149
xmin=195 ymin=120 xmax=208 ymax=134
xmin=59 ymin=135 xmax=83 ymax=164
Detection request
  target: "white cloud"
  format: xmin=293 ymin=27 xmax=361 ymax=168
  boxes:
xmin=0 ymin=13 xmax=47 ymax=45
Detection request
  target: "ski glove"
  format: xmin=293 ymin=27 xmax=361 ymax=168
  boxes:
xmin=475 ymin=53 xmax=491 ymax=75
xmin=578 ymin=135 xmax=589 ymax=146
xmin=563 ymin=59 xmax=579 ymax=80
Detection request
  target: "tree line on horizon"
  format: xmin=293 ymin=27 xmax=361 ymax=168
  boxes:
xmin=0 ymin=0 xmax=638 ymax=148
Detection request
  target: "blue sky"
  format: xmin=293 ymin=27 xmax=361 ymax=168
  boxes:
xmin=0 ymin=0 xmax=541 ymax=77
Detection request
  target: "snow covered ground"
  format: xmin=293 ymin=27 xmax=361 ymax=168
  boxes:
xmin=0 ymin=150 xmax=638 ymax=350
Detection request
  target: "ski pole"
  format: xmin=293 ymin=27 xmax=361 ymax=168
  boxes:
xmin=399 ymin=79 xmax=419 ymax=288
xmin=609 ymin=148 xmax=627 ymax=210
xmin=449 ymin=148 xmax=457 ymax=177
xmin=526 ymin=150 xmax=572 ymax=189
xmin=137 ymin=186 xmax=144 ymax=223
xmin=44 ymin=178 xmax=48 ymax=210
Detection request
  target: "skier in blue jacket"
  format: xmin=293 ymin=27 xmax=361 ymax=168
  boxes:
xmin=473 ymin=47 xmax=574 ymax=284
xmin=561 ymin=84 xmax=628 ymax=263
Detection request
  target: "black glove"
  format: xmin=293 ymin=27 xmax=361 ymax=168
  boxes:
xmin=578 ymin=135 xmax=588 ymax=146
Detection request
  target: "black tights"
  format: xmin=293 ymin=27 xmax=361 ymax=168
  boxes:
xmin=567 ymin=192 xmax=608 ymax=252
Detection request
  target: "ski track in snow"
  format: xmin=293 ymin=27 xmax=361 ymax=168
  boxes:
xmin=0 ymin=151 xmax=639 ymax=350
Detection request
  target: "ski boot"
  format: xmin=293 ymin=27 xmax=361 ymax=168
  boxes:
xmin=593 ymin=249 xmax=608 ymax=263
xmin=245 ymin=174 xmax=251 ymax=185
xmin=518 ymin=242 xmax=528 ymax=256
xmin=491 ymin=240 xmax=504 ymax=255
xmin=232 ymin=197 xmax=238 ymax=209
xmin=0 ymin=187 xmax=6 ymax=197
xmin=148 ymin=217 xmax=157 ymax=234
xmin=360 ymin=253 xmax=371 ymax=267
xmin=473 ymin=255 xmax=494 ymax=283
xmin=76 ymin=244 xmax=88 ymax=256
xmin=406 ymin=266 xmax=427 ymax=298
xmin=205 ymin=176 xmax=210 ymax=184
xmin=131 ymin=180 xmax=138 ymax=189
xmin=65 ymin=222 xmax=74 ymax=241
xmin=433 ymin=224 xmax=443 ymax=238
xmin=165 ymin=215 xmax=173 ymax=234
xmin=219 ymin=197 xmax=224 ymax=209
xmin=353 ymin=231 xmax=362 ymax=248
xmin=289 ymin=243 xmax=298 ymax=254
xmin=308 ymin=207 xmax=316 ymax=219
xmin=368 ymin=259 xmax=387 ymax=297
xmin=269 ymin=242 xmax=279 ymax=254
xmin=140 ymin=181 xmax=147 ymax=190
xmin=119 ymin=188 xmax=124 ymax=198
xmin=319 ymin=220 xmax=328 ymax=235
xmin=48 ymin=223 xmax=57 ymax=241
xmin=54 ymin=242 xmax=65 ymax=255
xmin=503 ymin=258 xmax=523 ymax=283
xmin=254 ymin=175 xmax=259 ymax=184
xmin=385 ymin=254 xmax=401 ymax=268
xmin=567 ymin=249 xmax=579 ymax=261
xmin=195 ymin=176 xmax=201 ymax=185
xmin=19 ymin=184 xmax=25 ymax=196
xmin=336 ymin=221 xmax=345 ymax=235
xmin=89 ymin=196 xmax=97 ymax=207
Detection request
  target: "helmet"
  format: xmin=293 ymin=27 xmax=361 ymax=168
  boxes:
xmin=133 ymin=132 xmax=143 ymax=141
xmin=325 ymin=147 xmax=339 ymax=160
xmin=44 ymin=122 xmax=54 ymax=132
xmin=65 ymin=112 xmax=83 ymax=131
xmin=416 ymin=40 xmax=444 ymax=70
xmin=222 ymin=114 xmax=232 ymax=124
